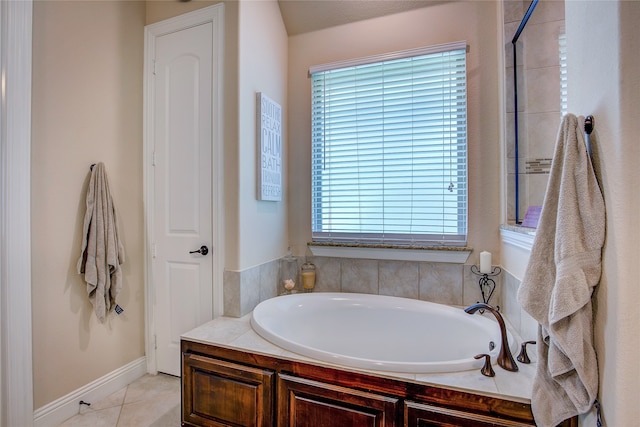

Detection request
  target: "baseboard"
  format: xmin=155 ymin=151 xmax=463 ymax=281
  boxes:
xmin=33 ymin=356 xmax=147 ymax=427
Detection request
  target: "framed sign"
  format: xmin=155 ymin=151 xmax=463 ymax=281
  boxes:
xmin=256 ymin=92 xmax=282 ymax=201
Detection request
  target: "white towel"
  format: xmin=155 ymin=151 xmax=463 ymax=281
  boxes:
xmin=77 ymin=163 xmax=125 ymax=323
xmin=517 ymin=114 xmax=604 ymax=427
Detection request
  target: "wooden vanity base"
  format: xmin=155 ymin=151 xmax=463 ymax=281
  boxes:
xmin=181 ymin=339 xmax=577 ymax=427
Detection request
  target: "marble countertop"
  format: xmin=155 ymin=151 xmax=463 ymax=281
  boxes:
xmin=500 ymin=223 xmax=537 ymax=235
xmin=182 ymin=313 xmax=536 ymax=403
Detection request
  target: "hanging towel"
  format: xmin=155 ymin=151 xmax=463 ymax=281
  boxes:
xmin=517 ymin=114 xmax=604 ymax=427
xmin=77 ymin=163 xmax=125 ymax=323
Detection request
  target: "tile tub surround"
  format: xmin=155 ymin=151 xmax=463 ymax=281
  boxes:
xmin=224 ymin=258 xmax=281 ymax=317
xmin=181 ymin=313 xmax=536 ymax=402
xmin=500 ymin=268 xmax=539 ymax=356
xmin=223 ymin=256 xmax=503 ymax=317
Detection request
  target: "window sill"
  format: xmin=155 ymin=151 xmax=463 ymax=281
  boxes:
xmin=500 ymin=224 xmax=536 ymax=251
xmin=308 ymin=242 xmax=471 ymax=263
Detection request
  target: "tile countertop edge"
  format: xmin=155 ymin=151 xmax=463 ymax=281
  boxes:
xmin=181 ymin=313 xmax=536 ymax=404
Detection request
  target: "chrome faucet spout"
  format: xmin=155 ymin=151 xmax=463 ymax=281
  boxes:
xmin=464 ymin=303 xmax=518 ymax=372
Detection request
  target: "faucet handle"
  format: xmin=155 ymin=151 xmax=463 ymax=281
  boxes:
xmin=517 ymin=340 xmax=536 ymax=364
xmin=474 ymin=354 xmax=495 ymax=377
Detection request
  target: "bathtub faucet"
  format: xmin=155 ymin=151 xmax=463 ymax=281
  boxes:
xmin=464 ymin=303 xmax=518 ymax=372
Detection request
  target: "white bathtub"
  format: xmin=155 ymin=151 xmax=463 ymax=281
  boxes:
xmin=251 ymin=292 xmax=515 ymax=374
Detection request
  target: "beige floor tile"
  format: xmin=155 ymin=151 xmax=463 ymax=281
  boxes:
xmin=117 ymin=392 xmax=179 ymax=427
xmin=57 ymin=374 xmax=180 ymax=427
xmin=123 ymin=374 xmax=180 ymax=405
xmin=90 ymin=387 xmax=127 ymax=411
xmin=58 ymin=406 xmax=121 ymax=427
xmin=148 ymin=404 xmax=180 ymax=427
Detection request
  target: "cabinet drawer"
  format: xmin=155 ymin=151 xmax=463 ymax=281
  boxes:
xmin=183 ymin=352 xmax=274 ymax=427
xmin=404 ymin=400 xmax=534 ymax=427
xmin=277 ymin=373 xmax=399 ymax=427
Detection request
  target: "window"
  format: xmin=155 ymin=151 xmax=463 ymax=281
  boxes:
xmin=310 ymin=42 xmax=468 ymax=246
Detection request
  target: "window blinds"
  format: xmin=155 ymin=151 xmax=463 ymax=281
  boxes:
xmin=310 ymin=42 xmax=468 ymax=245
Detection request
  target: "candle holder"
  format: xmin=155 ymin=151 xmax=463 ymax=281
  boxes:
xmin=301 ymin=261 xmax=316 ymax=292
xmin=470 ymin=265 xmax=502 ymax=310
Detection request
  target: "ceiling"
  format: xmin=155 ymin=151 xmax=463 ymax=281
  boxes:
xmin=277 ymin=0 xmax=449 ymax=36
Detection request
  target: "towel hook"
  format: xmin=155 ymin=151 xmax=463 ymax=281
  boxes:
xmin=584 ymin=115 xmax=594 ymax=135
xmin=584 ymin=115 xmax=595 ymax=159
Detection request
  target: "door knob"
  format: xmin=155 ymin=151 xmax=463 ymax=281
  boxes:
xmin=189 ymin=245 xmax=209 ymax=256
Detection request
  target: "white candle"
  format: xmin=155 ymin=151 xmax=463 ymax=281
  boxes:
xmin=480 ymin=251 xmax=492 ymax=274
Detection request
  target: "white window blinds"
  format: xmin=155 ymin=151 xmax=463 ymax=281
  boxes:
xmin=310 ymin=42 xmax=468 ymax=245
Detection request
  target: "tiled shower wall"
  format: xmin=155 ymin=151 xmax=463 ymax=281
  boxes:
xmin=504 ymin=0 xmax=565 ymax=223
xmin=224 ymin=256 xmax=504 ymax=318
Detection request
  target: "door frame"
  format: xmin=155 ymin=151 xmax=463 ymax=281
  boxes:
xmin=0 ymin=0 xmax=34 ymax=425
xmin=143 ymin=4 xmax=225 ymax=375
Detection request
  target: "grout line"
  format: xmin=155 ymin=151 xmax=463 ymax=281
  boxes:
xmin=114 ymin=383 xmax=129 ymax=427
xmin=114 ymin=404 xmax=124 ymax=427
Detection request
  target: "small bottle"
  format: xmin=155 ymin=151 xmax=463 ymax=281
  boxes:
xmin=301 ymin=261 xmax=316 ymax=292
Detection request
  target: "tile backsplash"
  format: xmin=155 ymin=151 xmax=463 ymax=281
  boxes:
xmin=224 ymin=256 xmax=504 ymax=318
xmin=500 ymin=268 xmax=539 ymax=346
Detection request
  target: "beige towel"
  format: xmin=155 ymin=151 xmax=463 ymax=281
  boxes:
xmin=517 ymin=114 xmax=604 ymax=427
xmin=77 ymin=163 xmax=125 ymax=323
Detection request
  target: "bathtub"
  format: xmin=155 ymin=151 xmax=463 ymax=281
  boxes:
xmin=251 ymin=292 xmax=515 ymax=374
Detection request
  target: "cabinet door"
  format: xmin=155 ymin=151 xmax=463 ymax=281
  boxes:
xmin=183 ymin=353 xmax=274 ymax=427
xmin=277 ymin=373 xmax=398 ymax=427
xmin=404 ymin=400 xmax=534 ymax=427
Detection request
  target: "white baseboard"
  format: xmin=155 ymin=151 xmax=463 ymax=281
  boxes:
xmin=33 ymin=356 xmax=147 ymax=427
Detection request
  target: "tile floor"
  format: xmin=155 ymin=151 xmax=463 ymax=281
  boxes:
xmin=57 ymin=373 xmax=180 ymax=427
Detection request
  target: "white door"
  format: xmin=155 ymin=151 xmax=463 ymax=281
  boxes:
xmin=150 ymin=18 xmax=216 ymax=377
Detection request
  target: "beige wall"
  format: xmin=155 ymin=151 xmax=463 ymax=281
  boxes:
xmin=287 ymin=1 xmax=502 ymax=264
xmin=235 ymin=0 xmax=289 ymax=270
xmin=566 ymin=2 xmax=640 ymax=425
xmin=145 ymin=0 xmax=220 ymax=25
xmin=31 ymin=0 xmax=146 ymax=408
xmin=31 ymin=0 xmax=286 ymax=408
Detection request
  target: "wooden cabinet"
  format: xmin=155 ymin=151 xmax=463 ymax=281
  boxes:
xmin=181 ymin=339 xmax=576 ymax=427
